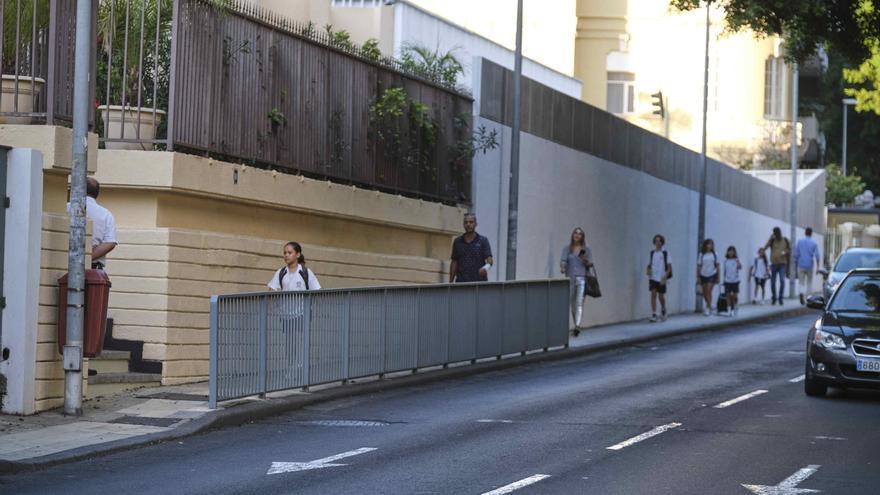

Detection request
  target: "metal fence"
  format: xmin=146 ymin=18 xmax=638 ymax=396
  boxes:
xmin=208 ymin=280 xmax=570 ymax=408
xmin=96 ymin=0 xmax=474 ymax=202
xmin=0 ymin=0 xmax=96 ymax=126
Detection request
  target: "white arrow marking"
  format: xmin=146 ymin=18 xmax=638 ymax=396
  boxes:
xmin=481 ymin=474 xmax=551 ymax=495
xmin=267 ymin=447 xmax=377 ymax=475
xmin=714 ymin=389 xmax=769 ymax=409
xmin=606 ymin=422 xmax=682 ymax=451
xmin=742 ymin=464 xmax=821 ymax=494
xmin=789 ymin=375 xmax=806 ymax=383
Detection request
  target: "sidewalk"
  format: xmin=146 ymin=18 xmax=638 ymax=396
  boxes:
xmin=0 ymin=299 xmax=808 ymax=474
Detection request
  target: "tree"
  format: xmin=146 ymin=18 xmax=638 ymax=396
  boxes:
xmin=400 ymin=43 xmax=464 ymax=89
xmin=825 ymin=164 xmax=866 ymax=206
xmin=671 ymin=0 xmax=880 ymax=114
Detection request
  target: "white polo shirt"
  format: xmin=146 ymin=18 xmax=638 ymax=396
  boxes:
xmin=267 ymin=264 xmax=321 ymax=292
xmin=67 ymin=196 xmax=118 ymax=267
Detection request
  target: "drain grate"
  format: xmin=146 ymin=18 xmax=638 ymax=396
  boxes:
xmin=291 ymin=419 xmax=394 ymax=427
xmin=143 ymin=393 xmax=208 ymax=401
xmin=109 ymin=416 xmax=181 ymax=427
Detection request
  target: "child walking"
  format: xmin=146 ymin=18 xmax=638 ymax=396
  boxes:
xmin=722 ymin=246 xmax=742 ymax=316
xmin=647 ymin=234 xmax=672 ymax=322
xmin=697 ymin=239 xmax=719 ymax=316
xmin=750 ymin=247 xmax=769 ymax=304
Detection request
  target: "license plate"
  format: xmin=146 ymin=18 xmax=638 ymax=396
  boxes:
xmin=856 ymin=359 xmax=880 ymax=373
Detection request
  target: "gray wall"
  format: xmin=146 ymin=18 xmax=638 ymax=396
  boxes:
xmin=472 ymin=59 xmax=826 ymax=327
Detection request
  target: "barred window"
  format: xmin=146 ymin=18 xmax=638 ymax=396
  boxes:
xmin=763 ymin=56 xmax=787 ymax=120
xmin=606 ymin=72 xmax=635 ymax=115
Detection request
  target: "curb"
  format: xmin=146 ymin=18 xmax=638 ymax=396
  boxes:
xmin=0 ymin=306 xmax=809 ymax=475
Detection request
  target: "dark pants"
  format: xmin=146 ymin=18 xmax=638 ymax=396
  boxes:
xmin=770 ymin=263 xmax=786 ymax=302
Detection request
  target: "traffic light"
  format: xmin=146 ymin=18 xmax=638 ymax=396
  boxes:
xmin=651 ymin=91 xmax=665 ymax=118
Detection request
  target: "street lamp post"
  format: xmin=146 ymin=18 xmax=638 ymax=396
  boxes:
xmin=505 ymin=0 xmax=524 ymax=281
xmin=788 ymin=62 xmax=799 ymax=300
xmin=842 ymin=98 xmax=856 ymax=176
xmin=696 ymin=2 xmax=710 ymax=313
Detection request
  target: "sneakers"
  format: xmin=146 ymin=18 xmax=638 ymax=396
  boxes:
xmin=650 ymin=314 xmax=659 ymax=323
xmin=703 ymin=308 xmax=711 ymax=317
xmin=661 ymin=311 xmax=668 ymax=321
xmin=799 ymin=294 xmax=805 ymax=305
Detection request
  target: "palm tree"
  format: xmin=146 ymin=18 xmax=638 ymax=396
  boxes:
xmin=400 ymin=43 xmax=464 ymax=89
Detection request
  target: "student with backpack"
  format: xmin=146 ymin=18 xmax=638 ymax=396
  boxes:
xmin=764 ymin=227 xmax=790 ymax=305
xmin=646 ymin=234 xmax=672 ymax=322
xmin=750 ymin=247 xmax=770 ymax=304
xmin=268 ymin=241 xmax=322 ymax=292
xmin=722 ymin=246 xmax=742 ymax=317
xmin=697 ymin=238 xmax=719 ymax=316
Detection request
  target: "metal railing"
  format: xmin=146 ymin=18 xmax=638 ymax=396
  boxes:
xmin=0 ymin=0 xmax=96 ymax=126
xmin=95 ymin=0 xmax=475 ymax=203
xmin=208 ymin=280 xmax=570 ymax=408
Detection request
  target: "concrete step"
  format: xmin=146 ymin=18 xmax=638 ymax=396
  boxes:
xmin=90 ymin=350 xmax=131 ymax=374
xmin=87 ymin=372 xmax=161 ymax=399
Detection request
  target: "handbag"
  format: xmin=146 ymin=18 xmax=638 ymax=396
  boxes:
xmin=585 ymin=265 xmax=602 ymax=298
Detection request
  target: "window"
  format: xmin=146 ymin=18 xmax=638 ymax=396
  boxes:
xmin=763 ymin=56 xmax=787 ymax=120
xmin=331 ymin=0 xmax=385 ymax=6
xmin=606 ymin=71 xmax=635 ymax=115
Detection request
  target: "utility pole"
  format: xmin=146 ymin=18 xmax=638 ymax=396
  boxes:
xmin=64 ymin=0 xmax=93 ymax=417
xmin=695 ymin=2 xmax=710 ymax=313
xmin=841 ymin=98 xmax=856 ymax=176
xmin=788 ymin=62 xmax=799 ymax=300
xmin=505 ymin=0 xmax=524 ymax=281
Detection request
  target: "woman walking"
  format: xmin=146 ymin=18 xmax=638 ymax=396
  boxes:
xmin=268 ymin=241 xmax=322 ymax=292
xmin=722 ymin=246 xmax=742 ymax=317
xmin=697 ymin=238 xmax=719 ymax=316
xmin=750 ymin=247 xmax=770 ymax=304
xmin=560 ymin=227 xmax=593 ymax=336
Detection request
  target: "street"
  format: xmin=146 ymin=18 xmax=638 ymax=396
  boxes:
xmin=3 ymin=314 xmax=878 ymax=494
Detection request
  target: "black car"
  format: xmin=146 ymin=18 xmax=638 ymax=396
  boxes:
xmin=805 ymin=268 xmax=880 ymax=397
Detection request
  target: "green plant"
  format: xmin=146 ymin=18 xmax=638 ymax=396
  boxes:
xmin=362 ymin=38 xmax=382 ymax=61
xmin=267 ymin=107 xmax=287 ymax=128
xmin=330 ymin=29 xmax=355 ymax=51
xmin=826 ymin=164 xmax=866 ymax=206
xmin=400 ymin=43 xmax=464 ymax=88
xmin=2 ymin=0 xmax=50 ymax=75
xmin=452 ymin=115 xmax=499 ymax=161
xmin=369 ymin=87 xmax=408 ymax=148
xmin=300 ymin=21 xmax=316 ymax=37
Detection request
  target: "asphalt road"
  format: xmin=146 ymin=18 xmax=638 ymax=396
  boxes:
xmin=3 ymin=314 xmax=879 ymax=494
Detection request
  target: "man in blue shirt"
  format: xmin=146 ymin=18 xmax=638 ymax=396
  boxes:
xmin=449 ymin=213 xmax=493 ymax=283
xmin=794 ymin=227 xmax=821 ymax=305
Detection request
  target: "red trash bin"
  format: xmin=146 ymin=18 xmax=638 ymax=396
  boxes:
xmin=57 ymin=270 xmax=112 ymax=358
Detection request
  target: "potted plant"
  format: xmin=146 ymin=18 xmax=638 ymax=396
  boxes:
xmin=96 ymin=0 xmax=171 ymax=149
xmin=0 ymin=0 xmax=49 ymax=124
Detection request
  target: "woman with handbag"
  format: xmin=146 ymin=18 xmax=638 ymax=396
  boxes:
xmin=560 ymin=227 xmax=595 ymax=336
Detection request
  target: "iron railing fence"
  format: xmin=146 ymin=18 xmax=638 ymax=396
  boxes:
xmin=0 ymin=0 xmax=96 ymax=126
xmin=97 ymin=0 xmax=475 ymax=203
xmin=209 ymin=279 xmax=570 ymax=408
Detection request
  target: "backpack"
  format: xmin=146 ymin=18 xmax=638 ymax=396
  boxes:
xmin=649 ymin=250 xmax=673 ymax=279
xmin=278 ymin=266 xmax=310 ymax=290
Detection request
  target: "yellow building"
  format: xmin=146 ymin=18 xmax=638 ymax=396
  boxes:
xmin=574 ymin=0 xmax=797 ymax=164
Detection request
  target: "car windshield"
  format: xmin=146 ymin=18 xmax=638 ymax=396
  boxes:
xmin=829 ymin=274 xmax=880 ymax=313
xmin=834 ymin=251 xmax=880 ymax=272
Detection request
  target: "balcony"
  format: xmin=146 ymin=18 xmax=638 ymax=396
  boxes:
xmin=1 ymin=0 xmax=475 ymax=204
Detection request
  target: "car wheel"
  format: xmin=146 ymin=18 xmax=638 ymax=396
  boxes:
xmin=804 ymin=362 xmax=827 ymax=397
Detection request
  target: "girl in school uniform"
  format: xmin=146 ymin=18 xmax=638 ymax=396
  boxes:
xmin=268 ymin=241 xmax=322 ymax=292
xmin=750 ymin=247 xmax=770 ymax=304
xmin=722 ymin=246 xmax=743 ymax=317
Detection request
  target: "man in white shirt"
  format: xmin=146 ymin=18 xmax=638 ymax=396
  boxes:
xmin=74 ymin=178 xmax=118 ymax=270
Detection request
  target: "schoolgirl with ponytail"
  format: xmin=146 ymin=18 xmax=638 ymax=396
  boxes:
xmin=267 ymin=241 xmax=322 ymax=291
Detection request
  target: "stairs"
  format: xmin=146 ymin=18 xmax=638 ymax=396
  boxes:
xmin=87 ymin=349 xmax=162 ymax=399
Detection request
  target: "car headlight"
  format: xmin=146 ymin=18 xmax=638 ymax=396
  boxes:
xmin=814 ymin=328 xmax=846 ymax=349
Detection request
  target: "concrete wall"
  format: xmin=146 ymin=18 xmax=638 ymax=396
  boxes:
xmin=94 ymin=150 xmax=464 ymax=386
xmin=475 ymin=119 xmax=823 ymax=327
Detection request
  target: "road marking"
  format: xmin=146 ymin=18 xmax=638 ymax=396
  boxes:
xmin=267 ymin=447 xmax=377 ymax=475
xmin=606 ymin=422 xmax=682 ymax=451
xmin=481 ymin=474 xmax=551 ymax=495
xmin=742 ymin=464 xmax=821 ymax=494
xmin=789 ymin=375 xmax=806 ymax=383
xmin=477 ymin=419 xmax=515 ymax=424
xmin=813 ymin=436 xmax=846 ymax=441
xmin=713 ymin=390 xmax=768 ymax=409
